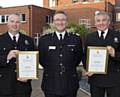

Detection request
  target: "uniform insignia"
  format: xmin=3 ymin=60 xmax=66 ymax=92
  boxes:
xmin=49 ymin=46 xmax=56 ymax=50
xmin=41 ymin=32 xmax=53 ymax=37
xmin=3 ymin=48 xmax=6 ymax=50
xmin=114 ymin=37 xmax=119 ymax=43
xmin=25 ymin=40 xmax=29 ymax=45
xmin=75 ymin=33 xmax=80 ymax=36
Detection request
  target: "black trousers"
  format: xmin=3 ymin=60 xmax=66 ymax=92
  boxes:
xmin=90 ymin=85 xmax=120 ymax=97
xmin=44 ymin=91 xmax=77 ymax=97
xmin=0 ymin=93 xmax=31 ymax=97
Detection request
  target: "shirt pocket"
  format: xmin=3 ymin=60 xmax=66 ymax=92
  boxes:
xmin=67 ymin=45 xmax=76 ymax=53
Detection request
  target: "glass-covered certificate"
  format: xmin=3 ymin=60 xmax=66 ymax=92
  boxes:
xmin=86 ymin=46 xmax=108 ymax=74
xmin=17 ymin=51 xmax=39 ymax=79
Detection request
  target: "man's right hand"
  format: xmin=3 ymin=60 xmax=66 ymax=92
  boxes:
xmin=84 ymin=71 xmax=94 ymax=77
xmin=7 ymin=50 xmax=19 ymax=60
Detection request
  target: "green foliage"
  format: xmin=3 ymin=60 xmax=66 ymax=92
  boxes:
xmin=43 ymin=23 xmax=89 ymax=37
xmin=43 ymin=23 xmax=55 ymax=33
xmin=67 ymin=23 xmax=88 ymax=37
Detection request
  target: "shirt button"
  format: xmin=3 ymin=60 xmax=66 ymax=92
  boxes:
xmin=3 ymin=48 xmax=6 ymax=50
xmin=71 ymin=49 xmax=74 ymax=51
xmin=117 ymin=69 xmax=120 ymax=72
xmin=60 ymin=72 xmax=63 ymax=75
xmin=60 ymin=63 xmax=63 ymax=66
xmin=60 ymin=54 xmax=63 ymax=57
xmin=14 ymin=47 xmax=17 ymax=49
xmin=15 ymin=69 xmax=17 ymax=72
xmin=60 ymin=46 xmax=62 ymax=49
xmin=0 ymin=74 xmax=2 ymax=78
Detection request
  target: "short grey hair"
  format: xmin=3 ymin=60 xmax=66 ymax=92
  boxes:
xmin=8 ymin=13 xmax=21 ymax=22
xmin=95 ymin=11 xmax=110 ymax=20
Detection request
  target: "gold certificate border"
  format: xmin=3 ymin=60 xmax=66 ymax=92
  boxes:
xmin=86 ymin=46 xmax=109 ymax=74
xmin=17 ymin=51 xmax=39 ymax=79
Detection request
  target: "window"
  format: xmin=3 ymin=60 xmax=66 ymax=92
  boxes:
xmin=116 ymin=13 xmax=120 ymax=22
xmin=6 ymin=15 xmax=8 ymax=22
xmin=21 ymin=14 xmax=26 ymax=22
xmin=79 ymin=19 xmax=91 ymax=28
xmin=46 ymin=15 xmax=53 ymax=24
xmin=0 ymin=13 xmax=26 ymax=24
xmin=1 ymin=15 xmax=5 ymax=23
xmin=49 ymin=0 xmax=56 ymax=8
xmin=0 ymin=15 xmax=9 ymax=23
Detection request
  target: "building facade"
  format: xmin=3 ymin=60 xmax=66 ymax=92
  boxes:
xmin=43 ymin=0 xmax=120 ymax=31
xmin=0 ymin=5 xmax=54 ymax=36
xmin=0 ymin=0 xmax=119 ymax=37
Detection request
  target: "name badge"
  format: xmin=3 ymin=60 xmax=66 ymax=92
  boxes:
xmin=49 ymin=46 xmax=56 ymax=50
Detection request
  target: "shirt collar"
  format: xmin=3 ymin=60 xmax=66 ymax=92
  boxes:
xmin=55 ymin=31 xmax=66 ymax=40
xmin=98 ymin=29 xmax=108 ymax=39
xmin=8 ymin=32 xmax=20 ymax=42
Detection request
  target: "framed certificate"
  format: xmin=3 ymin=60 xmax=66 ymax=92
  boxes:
xmin=17 ymin=51 xmax=39 ymax=79
xmin=86 ymin=46 xmax=108 ymax=74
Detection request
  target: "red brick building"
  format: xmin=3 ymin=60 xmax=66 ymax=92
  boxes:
xmin=0 ymin=0 xmax=119 ymax=37
xmin=0 ymin=5 xmax=54 ymax=36
xmin=43 ymin=0 xmax=120 ymax=31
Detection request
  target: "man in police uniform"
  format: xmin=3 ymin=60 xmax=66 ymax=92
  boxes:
xmin=38 ymin=11 xmax=83 ymax=97
xmin=84 ymin=11 xmax=120 ymax=97
xmin=0 ymin=14 xmax=34 ymax=97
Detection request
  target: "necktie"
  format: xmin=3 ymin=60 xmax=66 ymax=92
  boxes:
xmin=13 ymin=36 xmax=16 ymax=42
xmin=59 ymin=34 xmax=62 ymax=41
xmin=101 ymin=31 xmax=105 ymax=39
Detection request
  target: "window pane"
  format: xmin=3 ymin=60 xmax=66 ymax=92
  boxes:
xmin=49 ymin=0 xmax=56 ymax=7
xmin=6 ymin=15 xmax=8 ymax=22
xmin=21 ymin=14 xmax=26 ymax=21
xmin=116 ymin=13 xmax=120 ymax=22
xmin=46 ymin=16 xmax=49 ymax=23
xmin=1 ymin=15 xmax=5 ymax=23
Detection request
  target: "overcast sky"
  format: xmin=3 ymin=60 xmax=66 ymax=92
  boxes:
xmin=0 ymin=0 xmax=43 ymax=7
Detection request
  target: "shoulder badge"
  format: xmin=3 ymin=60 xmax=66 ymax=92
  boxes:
xmin=69 ymin=32 xmax=80 ymax=36
xmin=41 ymin=32 xmax=53 ymax=37
xmin=75 ymin=33 xmax=80 ymax=36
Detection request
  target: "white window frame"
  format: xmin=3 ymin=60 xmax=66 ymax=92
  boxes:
xmin=0 ymin=13 xmax=26 ymax=24
xmin=79 ymin=19 xmax=91 ymax=28
xmin=116 ymin=12 xmax=120 ymax=22
xmin=49 ymin=0 xmax=56 ymax=8
xmin=20 ymin=13 xmax=26 ymax=23
xmin=46 ymin=15 xmax=53 ymax=24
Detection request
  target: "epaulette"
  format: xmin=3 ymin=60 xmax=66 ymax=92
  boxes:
xmin=68 ymin=32 xmax=80 ymax=36
xmin=41 ymin=32 xmax=53 ymax=37
xmin=75 ymin=33 xmax=80 ymax=36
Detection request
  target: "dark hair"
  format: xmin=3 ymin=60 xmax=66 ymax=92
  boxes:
xmin=54 ymin=11 xmax=67 ymax=17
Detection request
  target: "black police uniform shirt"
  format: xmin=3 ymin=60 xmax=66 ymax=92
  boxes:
xmin=39 ymin=31 xmax=83 ymax=95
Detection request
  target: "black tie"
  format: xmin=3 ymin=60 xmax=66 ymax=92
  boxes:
xmin=101 ymin=31 xmax=104 ymax=39
xmin=13 ymin=36 xmax=16 ymax=42
xmin=59 ymin=34 xmax=62 ymax=41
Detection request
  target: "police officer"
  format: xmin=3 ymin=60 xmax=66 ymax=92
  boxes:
xmin=38 ymin=11 xmax=83 ymax=97
xmin=0 ymin=14 xmax=34 ymax=97
xmin=84 ymin=11 xmax=120 ymax=97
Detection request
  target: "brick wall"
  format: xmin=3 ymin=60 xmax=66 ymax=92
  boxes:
xmin=0 ymin=5 xmax=54 ymax=37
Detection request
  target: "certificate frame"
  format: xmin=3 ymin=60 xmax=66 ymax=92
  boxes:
xmin=86 ymin=46 xmax=108 ymax=74
xmin=17 ymin=51 xmax=39 ymax=79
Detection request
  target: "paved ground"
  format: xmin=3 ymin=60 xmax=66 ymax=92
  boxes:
xmin=31 ymin=70 xmax=90 ymax=97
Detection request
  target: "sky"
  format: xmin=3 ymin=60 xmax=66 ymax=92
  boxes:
xmin=0 ymin=0 xmax=43 ymax=7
